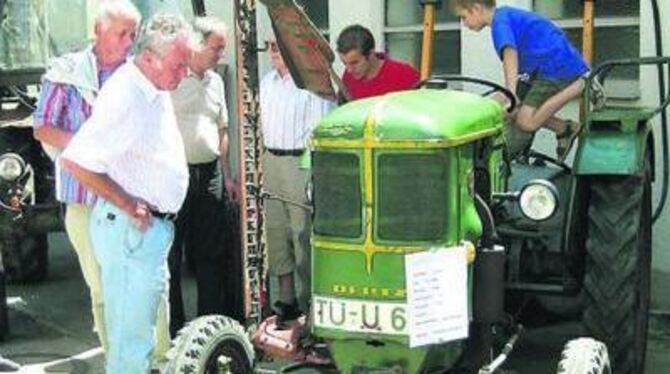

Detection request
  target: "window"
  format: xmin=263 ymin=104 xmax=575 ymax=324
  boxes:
xmin=384 ymin=2 xmax=461 ymax=75
xmin=298 ymin=0 xmax=329 ymax=36
xmin=534 ymin=0 xmax=640 ymax=95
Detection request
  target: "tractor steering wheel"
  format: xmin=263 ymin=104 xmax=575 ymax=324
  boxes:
xmin=417 ymin=75 xmax=518 ymax=113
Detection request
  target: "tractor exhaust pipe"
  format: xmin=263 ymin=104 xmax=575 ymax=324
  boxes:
xmin=461 ymin=196 xmax=507 ymax=370
xmin=472 ymin=194 xmax=505 ymax=323
xmin=473 ymin=245 xmax=506 ymax=323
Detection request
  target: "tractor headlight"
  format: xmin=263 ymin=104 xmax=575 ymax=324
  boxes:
xmin=518 ymin=180 xmax=558 ymax=221
xmin=0 ymin=154 xmax=25 ymax=181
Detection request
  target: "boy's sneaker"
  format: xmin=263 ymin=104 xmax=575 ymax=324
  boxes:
xmin=556 ymin=120 xmax=581 ymax=162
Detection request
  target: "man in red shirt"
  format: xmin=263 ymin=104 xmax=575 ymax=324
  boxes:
xmin=336 ymin=24 xmax=420 ymax=101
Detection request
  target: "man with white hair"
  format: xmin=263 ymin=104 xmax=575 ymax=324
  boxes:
xmin=60 ymin=13 xmax=192 ymax=373
xmin=33 ymin=0 xmax=168 ymax=360
xmin=168 ymin=16 xmax=240 ymax=336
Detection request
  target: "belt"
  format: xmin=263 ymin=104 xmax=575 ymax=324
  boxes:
xmin=151 ymin=210 xmax=177 ymax=221
xmin=266 ymin=148 xmax=304 ymax=157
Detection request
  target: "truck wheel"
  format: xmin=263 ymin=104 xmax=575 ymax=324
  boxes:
xmin=166 ymin=315 xmax=254 ymax=374
xmin=583 ymin=162 xmax=651 ymax=374
xmin=0 ymin=234 xmax=48 ymax=283
xmin=556 ymin=337 xmax=611 ymax=374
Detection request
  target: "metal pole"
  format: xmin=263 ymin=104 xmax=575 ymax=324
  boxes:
xmin=234 ymin=0 xmax=266 ymax=326
xmin=420 ymin=0 xmax=442 ymax=80
xmin=580 ymin=0 xmax=596 ymax=124
xmin=582 ymin=0 xmax=595 ymax=65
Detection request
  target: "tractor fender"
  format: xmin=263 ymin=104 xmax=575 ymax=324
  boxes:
xmin=573 ymin=127 xmax=653 ymax=178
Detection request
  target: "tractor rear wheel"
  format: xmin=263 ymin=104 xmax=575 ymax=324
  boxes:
xmin=583 ymin=163 xmax=651 ymax=374
xmin=166 ymin=315 xmax=254 ymax=374
xmin=556 ymin=337 xmax=611 ymax=374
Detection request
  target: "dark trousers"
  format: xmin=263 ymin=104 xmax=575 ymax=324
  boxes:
xmin=168 ymin=160 xmax=243 ymax=336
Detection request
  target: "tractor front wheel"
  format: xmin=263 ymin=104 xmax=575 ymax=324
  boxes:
xmin=556 ymin=337 xmax=611 ymax=374
xmin=166 ymin=315 xmax=254 ymax=374
xmin=582 ymin=164 xmax=651 ymax=374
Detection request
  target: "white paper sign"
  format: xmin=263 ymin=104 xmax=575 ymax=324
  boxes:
xmin=405 ymin=246 xmax=469 ymax=348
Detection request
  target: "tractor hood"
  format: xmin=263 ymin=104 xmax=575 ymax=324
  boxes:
xmin=313 ymin=89 xmax=505 ymax=148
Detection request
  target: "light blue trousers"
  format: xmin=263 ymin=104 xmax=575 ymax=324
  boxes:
xmin=90 ymin=199 xmax=174 ymax=374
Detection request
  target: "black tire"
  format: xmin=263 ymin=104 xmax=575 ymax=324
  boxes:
xmin=166 ymin=315 xmax=254 ymax=374
xmin=556 ymin=337 xmax=611 ymax=374
xmin=583 ymin=162 xmax=651 ymax=374
xmin=0 ymin=234 xmax=48 ymax=283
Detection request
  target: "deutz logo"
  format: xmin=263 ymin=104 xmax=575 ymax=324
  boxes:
xmin=332 ymin=284 xmax=406 ymax=299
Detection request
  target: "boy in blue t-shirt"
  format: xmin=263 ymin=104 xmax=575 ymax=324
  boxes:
xmin=450 ymin=0 xmax=588 ymax=161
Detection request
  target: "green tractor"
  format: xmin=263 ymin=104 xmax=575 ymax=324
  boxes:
xmin=167 ymin=57 xmax=667 ymax=373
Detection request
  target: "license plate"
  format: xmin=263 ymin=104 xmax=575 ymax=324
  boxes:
xmin=313 ymin=295 xmax=408 ymax=335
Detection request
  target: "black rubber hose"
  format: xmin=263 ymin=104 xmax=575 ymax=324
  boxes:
xmin=474 ymin=193 xmax=498 ymax=248
xmin=651 ymin=0 xmax=668 ymax=223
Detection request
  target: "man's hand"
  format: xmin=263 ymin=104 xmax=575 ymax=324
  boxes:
xmin=130 ymin=200 xmax=153 ymax=232
xmin=224 ymin=176 xmax=240 ymax=202
xmin=61 ymin=158 xmax=155 ymax=232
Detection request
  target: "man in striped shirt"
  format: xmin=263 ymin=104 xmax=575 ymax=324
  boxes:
xmin=32 ymin=0 xmax=169 ymax=361
xmin=260 ymin=37 xmax=335 ymax=323
xmin=60 ymin=13 xmax=191 ymax=374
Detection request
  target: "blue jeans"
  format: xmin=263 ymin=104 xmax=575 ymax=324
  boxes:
xmin=90 ymin=199 xmax=174 ymax=374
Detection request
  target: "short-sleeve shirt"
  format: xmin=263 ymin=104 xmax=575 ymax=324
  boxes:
xmin=260 ymin=69 xmax=335 ymax=150
xmin=491 ymin=6 xmax=588 ymax=80
xmin=342 ymin=53 xmax=420 ymax=100
xmin=33 ymin=59 xmax=116 ymax=205
xmin=62 ymin=62 xmax=188 ymax=213
xmin=171 ymin=70 xmax=228 ymax=164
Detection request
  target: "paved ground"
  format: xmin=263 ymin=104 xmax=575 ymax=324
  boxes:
xmin=0 ymin=230 xmax=668 ymax=373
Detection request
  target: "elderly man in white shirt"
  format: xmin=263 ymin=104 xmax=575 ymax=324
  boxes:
xmin=260 ymin=37 xmax=335 ymax=323
xmin=168 ymin=16 xmax=241 ymax=336
xmin=60 ymin=14 xmax=191 ymax=374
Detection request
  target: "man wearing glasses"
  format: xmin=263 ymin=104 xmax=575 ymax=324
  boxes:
xmin=260 ymin=36 xmax=335 ymax=324
xmin=168 ymin=16 xmax=240 ymax=336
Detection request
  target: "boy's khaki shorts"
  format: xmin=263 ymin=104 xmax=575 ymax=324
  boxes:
xmin=521 ymin=78 xmax=575 ymax=108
